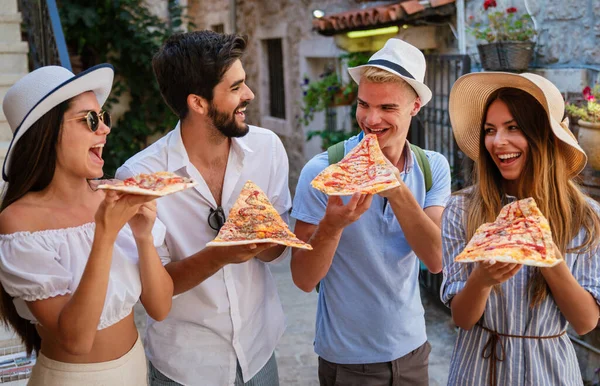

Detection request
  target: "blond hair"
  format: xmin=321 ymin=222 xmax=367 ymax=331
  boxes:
xmin=360 ymin=67 xmax=418 ymax=100
xmin=461 ymin=88 xmax=600 ymax=307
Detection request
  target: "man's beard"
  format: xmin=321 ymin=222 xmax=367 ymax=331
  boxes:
xmin=208 ymin=101 xmax=249 ymax=138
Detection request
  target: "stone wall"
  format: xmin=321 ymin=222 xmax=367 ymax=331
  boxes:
xmin=232 ymin=0 xmax=357 ymax=192
xmin=465 ymin=0 xmax=600 ymax=69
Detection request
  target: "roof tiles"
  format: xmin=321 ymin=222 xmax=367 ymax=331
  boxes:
xmin=313 ymin=0 xmax=456 ymax=35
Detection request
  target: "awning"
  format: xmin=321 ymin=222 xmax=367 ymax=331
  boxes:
xmin=313 ymin=0 xmax=456 ymax=36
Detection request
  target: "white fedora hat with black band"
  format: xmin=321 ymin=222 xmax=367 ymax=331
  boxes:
xmin=1 ymin=64 xmax=114 ymax=181
xmin=348 ymin=38 xmax=432 ymax=106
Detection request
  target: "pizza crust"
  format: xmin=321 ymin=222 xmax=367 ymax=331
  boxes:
xmin=455 ymin=254 xmax=562 ymax=267
xmin=97 ymin=182 xmax=197 ymax=196
xmin=319 ymin=182 xmax=399 ymax=196
xmin=206 ymin=238 xmax=312 ymax=249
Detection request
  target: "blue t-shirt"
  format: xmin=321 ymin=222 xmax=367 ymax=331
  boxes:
xmin=291 ymin=134 xmax=451 ymax=364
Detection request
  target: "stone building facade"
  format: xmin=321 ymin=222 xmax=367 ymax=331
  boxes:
xmin=185 ymin=0 xmax=600 ymax=192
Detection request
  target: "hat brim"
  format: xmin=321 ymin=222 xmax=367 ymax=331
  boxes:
xmin=449 ymin=72 xmax=586 ymax=177
xmin=3 ymin=64 xmax=114 ymax=181
xmin=348 ymin=64 xmax=433 ymax=106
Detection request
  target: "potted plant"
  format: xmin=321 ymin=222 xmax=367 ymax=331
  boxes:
xmin=468 ymin=0 xmax=537 ymax=72
xmin=300 ymin=52 xmax=370 ymax=150
xmin=566 ymin=85 xmax=600 ymax=170
xmin=299 ymin=73 xmax=357 ymax=126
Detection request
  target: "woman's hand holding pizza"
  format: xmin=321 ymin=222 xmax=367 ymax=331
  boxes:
xmin=473 ymin=260 xmax=522 ymax=287
xmin=95 ymin=190 xmax=156 ymax=240
xmin=322 ymin=193 xmax=373 ymax=231
xmin=128 ymin=200 xmax=158 ymax=242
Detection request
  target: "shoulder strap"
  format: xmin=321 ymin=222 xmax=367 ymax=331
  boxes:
xmin=409 ymin=144 xmax=432 ymax=193
xmin=327 ymin=141 xmax=346 ymax=165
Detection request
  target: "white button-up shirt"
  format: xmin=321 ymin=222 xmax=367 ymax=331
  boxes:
xmin=116 ymin=123 xmax=290 ymax=386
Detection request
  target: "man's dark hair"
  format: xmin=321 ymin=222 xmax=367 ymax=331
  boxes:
xmin=152 ymin=30 xmax=247 ymax=120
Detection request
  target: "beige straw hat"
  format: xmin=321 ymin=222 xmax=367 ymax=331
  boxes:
xmin=449 ymin=72 xmax=587 ymax=177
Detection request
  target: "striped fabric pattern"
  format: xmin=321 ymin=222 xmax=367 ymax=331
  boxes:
xmin=235 ymin=353 xmax=279 ymax=386
xmin=441 ymin=193 xmax=600 ymax=386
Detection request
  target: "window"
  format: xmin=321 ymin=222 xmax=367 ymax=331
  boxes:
xmin=266 ymin=38 xmax=285 ymax=119
xmin=211 ymin=24 xmax=224 ymax=33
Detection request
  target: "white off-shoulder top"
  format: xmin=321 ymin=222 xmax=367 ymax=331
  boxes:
xmin=0 ymin=221 xmax=167 ymax=330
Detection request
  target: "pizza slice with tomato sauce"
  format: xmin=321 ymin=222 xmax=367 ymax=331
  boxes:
xmin=96 ymin=171 xmax=197 ymax=196
xmin=206 ymin=180 xmax=313 ymax=250
xmin=311 ymin=134 xmax=400 ymax=195
xmin=455 ymin=198 xmax=560 ymax=267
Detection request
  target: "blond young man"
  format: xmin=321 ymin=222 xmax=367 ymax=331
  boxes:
xmin=291 ymin=39 xmax=451 ymax=385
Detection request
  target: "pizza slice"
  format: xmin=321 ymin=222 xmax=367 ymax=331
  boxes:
xmin=311 ymin=133 xmax=400 ymax=196
xmin=206 ymin=180 xmax=313 ymax=250
xmin=455 ymin=198 xmax=561 ymax=267
xmin=95 ymin=171 xmax=197 ymax=197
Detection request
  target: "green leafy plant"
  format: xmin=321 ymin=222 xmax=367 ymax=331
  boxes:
xmin=468 ymin=1 xmax=537 ymax=43
xmin=301 ymin=52 xmax=369 ymax=148
xmin=59 ymin=0 xmax=189 ymax=176
xmin=566 ymin=85 xmax=600 ymax=123
xmin=300 ymin=73 xmax=354 ymax=126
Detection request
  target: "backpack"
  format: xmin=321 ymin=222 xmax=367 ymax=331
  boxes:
xmin=315 ymin=138 xmax=432 ymax=293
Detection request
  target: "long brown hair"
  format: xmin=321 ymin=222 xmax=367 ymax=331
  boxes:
xmin=462 ymin=88 xmax=600 ymax=307
xmin=0 ymin=100 xmax=69 ymax=354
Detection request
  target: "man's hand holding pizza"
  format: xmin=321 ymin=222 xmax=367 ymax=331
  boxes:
xmin=208 ymin=243 xmax=278 ymax=265
xmin=321 ymin=193 xmax=373 ymax=232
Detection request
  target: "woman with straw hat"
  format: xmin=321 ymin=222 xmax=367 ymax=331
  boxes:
xmin=0 ymin=64 xmax=173 ymax=385
xmin=440 ymin=72 xmax=600 ymax=386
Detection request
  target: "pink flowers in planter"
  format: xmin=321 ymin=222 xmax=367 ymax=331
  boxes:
xmin=583 ymin=86 xmax=596 ymax=102
xmin=566 ymin=85 xmax=600 ymax=123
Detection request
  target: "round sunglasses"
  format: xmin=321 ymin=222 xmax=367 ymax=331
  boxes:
xmin=65 ymin=110 xmax=112 ymax=132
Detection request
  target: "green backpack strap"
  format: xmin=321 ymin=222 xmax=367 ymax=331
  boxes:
xmin=327 ymin=141 xmax=346 ymax=165
xmin=409 ymin=144 xmax=432 ymax=193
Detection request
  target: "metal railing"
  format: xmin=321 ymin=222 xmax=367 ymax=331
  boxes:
xmin=413 ymin=54 xmax=472 ymax=303
xmin=17 ymin=0 xmax=71 ymax=71
xmin=412 ymin=54 xmax=472 ymax=191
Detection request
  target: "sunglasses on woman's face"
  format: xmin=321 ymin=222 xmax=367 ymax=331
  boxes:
xmin=65 ymin=110 xmax=112 ymax=132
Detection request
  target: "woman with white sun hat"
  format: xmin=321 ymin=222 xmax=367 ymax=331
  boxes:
xmin=441 ymin=72 xmax=600 ymax=386
xmin=0 ymin=64 xmax=173 ymax=385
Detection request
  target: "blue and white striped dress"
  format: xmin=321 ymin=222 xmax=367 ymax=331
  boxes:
xmin=441 ymin=193 xmax=600 ymax=386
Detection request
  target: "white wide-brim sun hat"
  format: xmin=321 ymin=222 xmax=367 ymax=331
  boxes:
xmin=449 ymin=72 xmax=587 ymax=177
xmin=1 ymin=64 xmax=114 ymax=181
xmin=348 ymin=38 xmax=432 ymax=106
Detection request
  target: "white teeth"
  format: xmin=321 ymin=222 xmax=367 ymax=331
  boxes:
xmin=236 ymin=107 xmax=246 ymax=113
xmin=91 ymin=144 xmax=104 ymax=149
xmin=369 ymin=128 xmax=386 ymax=132
xmin=498 ymin=153 xmax=521 ymax=160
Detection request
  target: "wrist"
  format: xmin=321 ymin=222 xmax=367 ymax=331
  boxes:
xmin=469 ymin=267 xmax=494 ymax=292
xmin=318 ymin=216 xmax=344 ymax=236
xmin=94 ymin=224 xmax=118 ymax=244
xmin=134 ymin=234 xmax=154 ymax=247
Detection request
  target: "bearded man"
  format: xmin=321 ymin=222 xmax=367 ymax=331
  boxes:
xmin=116 ymin=31 xmax=290 ymax=386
